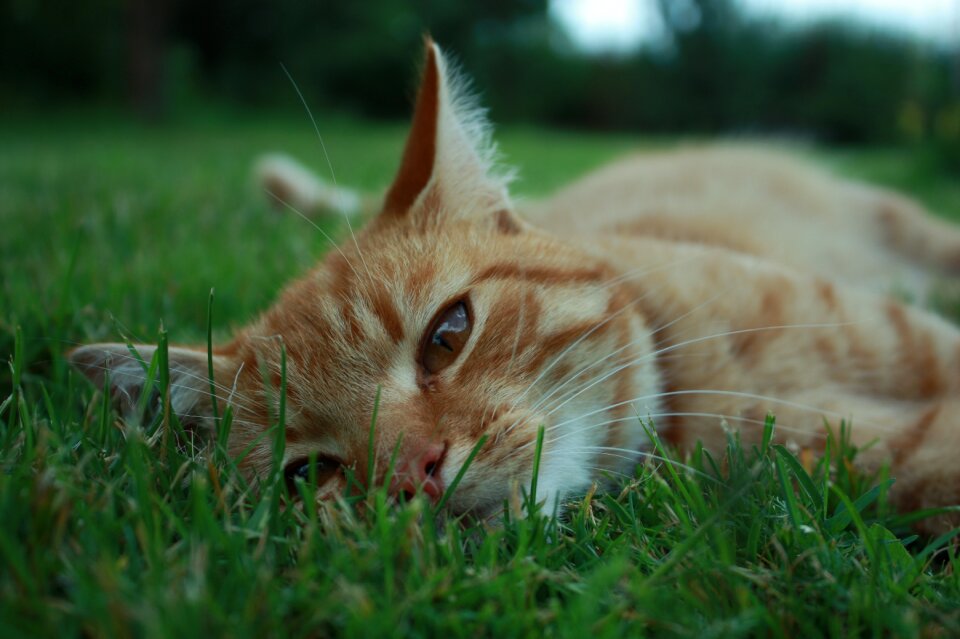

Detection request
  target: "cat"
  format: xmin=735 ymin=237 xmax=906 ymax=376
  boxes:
xmin=70 ymin=40 xmax=960 ymax=532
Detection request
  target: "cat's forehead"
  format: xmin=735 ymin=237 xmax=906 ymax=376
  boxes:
xmin=257 ymin=229 xmax=478 ymax=373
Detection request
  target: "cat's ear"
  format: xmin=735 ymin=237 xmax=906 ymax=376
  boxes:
xmin=68 ymin=342 xmax=234 ymax=430
xmin=381 ymin=38 xmax=516 ymax=228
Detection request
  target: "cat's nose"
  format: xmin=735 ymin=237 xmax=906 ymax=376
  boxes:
xmin=389 ymin=441 xmax=447 ymax=504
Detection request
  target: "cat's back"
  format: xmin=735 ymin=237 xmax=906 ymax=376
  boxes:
xmin=529 ymin=144 xmax=957 ymax=298
xmin=536 ymin=144 xmax=839 ymax=227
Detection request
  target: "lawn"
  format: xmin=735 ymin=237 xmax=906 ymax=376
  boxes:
xmin=2 ymin=109 xmax=960 ymax=637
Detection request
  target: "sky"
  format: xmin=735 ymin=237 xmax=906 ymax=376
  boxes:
xmin=550 ymin=0 xmax=960 ymax=52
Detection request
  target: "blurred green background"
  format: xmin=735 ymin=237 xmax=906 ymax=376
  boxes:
xmin=2 ymin=0 xmax=958 ymax=153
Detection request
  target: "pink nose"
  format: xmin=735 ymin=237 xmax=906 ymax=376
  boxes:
xmin=390 ymin=441 xmax=446 ymax=503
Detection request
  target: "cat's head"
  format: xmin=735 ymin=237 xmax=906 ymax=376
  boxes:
xmin=69 ymin=41 xmax=661 ymax=519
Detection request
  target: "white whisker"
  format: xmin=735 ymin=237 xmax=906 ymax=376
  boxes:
xmin=502 ymin=279 xmax=726 ymax=439
xmin=280 ymin=63 xmax=374 ymax=285
xmin=523 ymin=289 xmax=732 ymax=422
xmin=543 ymin=321 xmax=856 ymax=421
xmin=227 ymin=361 xmax=246 ymax=410
xmin=544 ymin=411 xmax=826 ymax=451
xmin=506 ymin=273 xmax=527 ymax=378
xmin=265 ymin=190 xmax=365 ymax=285
xmin=545 ymin=388 xmax=892 ymax=436
xmin=571 ymin=446 xmax=720 ymax=482
xmin=597 ymin=254 xmax=704 ymax=291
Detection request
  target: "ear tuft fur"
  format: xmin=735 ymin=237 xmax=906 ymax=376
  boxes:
xmin=382 ymin=39 xmax=515 ymax=222
xmin=436 ymin=46 xmax=515 ymax=194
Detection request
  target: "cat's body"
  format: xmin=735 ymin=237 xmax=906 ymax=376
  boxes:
xmin=536 ymin=145 xmax=960 ymax=300
xmin=72 ymin=42 xmax=960 ymax=531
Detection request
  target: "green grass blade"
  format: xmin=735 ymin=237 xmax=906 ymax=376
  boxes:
xmin=527 ymin=424 xmax=546 ymax=513
xmin=774 ymin=452 xmax=802 ymax=528
xmin=367 ymin=385 xmax=381 ymax=493
xmin=827 ymin=478 xmax=895 ymax=534
xmin=434 ymin=434 xmax=488 ymax=514
xmin=774 ymin=445 xmax=824 ymax=515
xmin=206 ymin=287 xmax=221 ymax=429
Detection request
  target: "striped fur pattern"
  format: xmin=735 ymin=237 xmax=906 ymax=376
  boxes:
xmin=70 ymin=41 xmax=960 ymax=530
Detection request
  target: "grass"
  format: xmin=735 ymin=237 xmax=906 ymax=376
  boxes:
xmin=3 ymin=108 xmax=960 ymax=637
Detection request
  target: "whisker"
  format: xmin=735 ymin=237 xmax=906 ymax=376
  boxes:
xmin=543 ymin=321 xmax=857 ymax=420
xmin=503 ymin=280 xmax=726 ymax=438
xmin=85 ymin=349 xmax=257 ymax=406
xmin=546 ymin=388 xmax=893 ymax=436
xmin=570 ymin=446 xmax=720 ymax=482
xmin=579 ymin=465 xmax=635 ymax=481
xmin=265 ymin=189 xmax=366 ymax=284
xmin=504 ymin=298 xmax=632 ymax=419
xmin=227 ymin=361 xmax=246 ymax=409
xmin=280 ymin=63 xmax=374 ymax=285
xmin=506 ymin=270 xmax=527 ymax=378
xmin=507 ymin=258 xmax=715 ymax=418
xmin=520 ymin=289 xmax=732 ymax=423
xmin=106 ymin=314 xmax=149 ymax=348
xmin=597 ymin=254 xmax=704 ymax=291
xmin=542 ymin=412 xmax=828 ymax=453
xmin=64 ymin=338 xmax=253 ymax=406
xmin=177 ymin=413 xmax=265 ymax=430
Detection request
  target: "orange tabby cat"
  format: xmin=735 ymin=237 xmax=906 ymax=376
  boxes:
xmin=70 ymin=41 xmax=960 ymax=530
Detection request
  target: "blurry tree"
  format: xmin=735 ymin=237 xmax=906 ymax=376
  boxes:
xmin=0 ymin=0 xmax=125 ymax=107
xmin=171 ymin=0 xmax=548 ymax=116
xmin=128 ymin=0 xmax=170 ymax=118
xmin=0 ymin=0 xmax=957 ymax=154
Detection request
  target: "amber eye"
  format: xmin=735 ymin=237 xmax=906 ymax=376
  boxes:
xmin=421 ymin=300 xmax=473 ymax=375
xmin=284 ymin=455 xmax=341 ymax=494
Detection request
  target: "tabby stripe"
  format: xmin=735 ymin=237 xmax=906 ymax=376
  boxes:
xmin=520 ymin=319 xmax=615 ymax=377
xmin=340 ymin=304 xmax=366 ymax=346
xmin=892 ymin=404 xmax=942 ymax=466
xmin=731 ymin=288 xmax=785 ymax=362
xmin=473 ymin=263 xmax=607 ymax=286
xmin=815 ymin=279 xmax=838 ymax=311
xmin=495 ymin=209 xmax=522 ymax=235
xmin=404 ymin=260 xmax=436 ymax=298
xmin=886 ymin=301 xmax=943 ymax=397
xmin=452 ymin=289 xmax=540 ymax=379
xmin=369 ymin=286 xmax=405 ymax=343
xmin=813 ymin=336 xmax=837 ymax=365
xmin=915 ymin=334 xmax=943 ymax=397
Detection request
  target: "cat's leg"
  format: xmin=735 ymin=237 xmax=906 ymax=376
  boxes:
xmin=633 ymin=240 xmax=960 ymax=531
xmin=671 ymin=388 xmax=960 ymax=534
xmin=254 ymin=153 xmax=381 ymax=217
xmin=790 ymin=393 xmax=960 ymax=535
xmin=853 ymin=186 xmax=960 ymax=275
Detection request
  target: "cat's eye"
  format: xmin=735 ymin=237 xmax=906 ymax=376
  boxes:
xmin=284 ymin=455 xmax=341 ymax=493
xmin=421 ymin=300 xmax=472 ymax=375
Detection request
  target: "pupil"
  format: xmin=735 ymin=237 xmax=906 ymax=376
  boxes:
xmin=296 ymin=459 xmax=326 ymax=479
xmin=433 ymin=333 xmax=453 ymax=351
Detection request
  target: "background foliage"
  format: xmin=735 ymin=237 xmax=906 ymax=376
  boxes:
xmin=3 ymin=0 xmax=958 ymax=156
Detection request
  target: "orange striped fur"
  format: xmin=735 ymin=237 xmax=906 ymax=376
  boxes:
xmin=70 ymin=41 xmax=960 ymax=531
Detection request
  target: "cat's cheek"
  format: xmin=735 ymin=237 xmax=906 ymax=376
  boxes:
xmin=432 ymin=445 xmax=509 ymax=518
xmin=530 ymin=440 xmax=594 ymax=512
